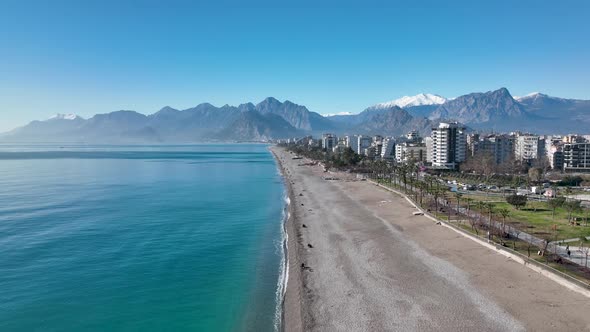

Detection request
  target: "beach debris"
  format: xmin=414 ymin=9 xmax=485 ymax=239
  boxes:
xmin=302 ymin=224 xmax=307 ymax=228
xmin=307 ymin=243 xmax=313 ymax=248
xmin=299 ymin=193 xmax=303 ymax=196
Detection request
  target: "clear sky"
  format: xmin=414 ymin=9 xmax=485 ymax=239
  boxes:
xmin=1 ymin=0 xmax=589 ymax=132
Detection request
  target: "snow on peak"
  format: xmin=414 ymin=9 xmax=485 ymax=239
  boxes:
xmin=49 ymin=113 xmax=81 ymax=120
xmin=514 ymin=92 xmax=543 ymax=100
xmin=374 ymin=93 xmax=447 ymax=109
xmin=323 ymin=111 xmax=353 ymax=117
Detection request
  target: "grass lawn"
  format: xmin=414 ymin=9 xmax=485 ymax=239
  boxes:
xmin=466 ymin=200 xmax=590 ymax=241
xmin=374 ymin=177 xmax=590 ymax=240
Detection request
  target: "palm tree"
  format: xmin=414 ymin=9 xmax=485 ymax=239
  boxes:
xmin=475 ymin=201 xmax=487 ymax=230
xmin=480 ymin=202 xmax=494 ymax=240
xmin=454 ymin=192 xmax=463 ymax=216
xmin=400 ymin=164 xmax=409 ymax=193
xmin=498 ymin=208 xmax=510 ymax=239
xmin=486 ymin=203 xmax=494 ymax=226
xmin=433 ymin=186 xmax=444 ymax=215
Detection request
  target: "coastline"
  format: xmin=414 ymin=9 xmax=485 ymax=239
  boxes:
xmin=270 ymin=145 xmax=590 ymax=331
xmin=269 ymin=146 xmax=304 ymax=332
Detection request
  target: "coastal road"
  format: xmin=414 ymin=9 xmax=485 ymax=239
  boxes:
xmin=273 ymin=147 xmax=590 ymax=332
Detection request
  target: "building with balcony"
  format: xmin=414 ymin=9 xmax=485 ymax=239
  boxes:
xmin=430 ymin=122 xmax=466 ymax=169
xmin=563 ymin=142 xmax=590 ymax=173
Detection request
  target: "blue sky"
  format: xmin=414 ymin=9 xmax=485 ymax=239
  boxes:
xmin=1 ymin=0 xmax=589 ymax=131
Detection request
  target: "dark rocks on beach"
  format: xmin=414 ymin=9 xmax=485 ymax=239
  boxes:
xmin=299 ymin=193 xmax=303 ymax=196
xmin=302 ymin=224 xmax=307 ymax=228
xmin=308 ymin=244 xmax=314 ymax=248
xmin=301 ymin=263 xmax=313 ymax=272
xmin=301 ymin=203 xmax=304 ymax=206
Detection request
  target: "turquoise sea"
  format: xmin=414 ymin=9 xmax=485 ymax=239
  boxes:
xmin=0 ymin=144 xmax=287 ymax=331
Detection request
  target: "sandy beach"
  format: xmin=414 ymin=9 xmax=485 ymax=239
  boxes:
xmin=271 ymin=146 xmax=590 ymax=332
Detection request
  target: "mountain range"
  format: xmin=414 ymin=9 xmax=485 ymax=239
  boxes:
xmin=2 ymin=88 xmax=589 ymax=142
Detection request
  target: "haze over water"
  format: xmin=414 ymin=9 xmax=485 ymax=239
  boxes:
xmin=0 ymin=144 xmax=286 ymax=331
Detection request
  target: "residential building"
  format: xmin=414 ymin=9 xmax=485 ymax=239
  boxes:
xmin=514 ymin=134 xmax=544 ymax=162
xmin=364 ymin=146 xmax=377 ymax=159
xmin=381 ymin=138 xmax=396 ymax=160
xmin=373 ymin=141 xmax=383 ymax=158
xmin=322 ymin=133 xmax=337 ymax=151
xmin=357 ymin=135 xmax=372 ymax=156
xmin=395 ymin=142 xmax=427 ymax=163
xmin=425 ymin=136 xmax=433 ymax=163
xmin=406 ymin=130 xmax=420 ymax=142
xmin=472 ymin=134 xmax=515 ymax=164
xmin=563 ymin=142 xmax=590 ymax=173
xmin=430 ymin=122 xmax=467 ymax=169
xmin=545 ymin=136 xmax=564 ymax=170
xmin=345 ymin=135 xmax=358 ymax=152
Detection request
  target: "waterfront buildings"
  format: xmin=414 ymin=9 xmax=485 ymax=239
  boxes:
xmin=545 ymin=136 xmax=564 ymax=170
xmin=322 ymin=133 xmax=337 ymax=151
xmin=345 ymin=135 xmax=359 ymax=153
xmin=514 ymin=134 xmax=544 ymax=162
xmin=381 ymin=138 xmax=396 ymax=160
xmin=430 ymin=122 xmax=467 ymax=169
xmin=471 ymin=134 xmax=515 ymax=164
xmin=563 ymin=141 xmax=590 ymax=173
xmin=357 ymin=135 xmax=372 ymax=156
xmin=395 ymin=143 xmax=427 ymax=163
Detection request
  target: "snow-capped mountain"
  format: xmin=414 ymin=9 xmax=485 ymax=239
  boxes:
xmin=49 ymin=113 xmax=82 ymax=120
xmin=374 ymin=93 xmax=447 ymax=109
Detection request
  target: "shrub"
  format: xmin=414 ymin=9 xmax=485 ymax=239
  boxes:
xmin=506 ymin=194 xmax=527 ymax=210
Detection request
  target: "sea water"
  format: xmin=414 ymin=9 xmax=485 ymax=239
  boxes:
xmin=0 ymin=144 xmax=286 ymax=331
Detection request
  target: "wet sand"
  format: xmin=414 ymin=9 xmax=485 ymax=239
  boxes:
xmin=272 ymin=147 xmax=590 ymax=332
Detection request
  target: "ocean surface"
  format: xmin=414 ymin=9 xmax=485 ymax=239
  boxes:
xmin=0 ymin=144 xmax=287 ymax=331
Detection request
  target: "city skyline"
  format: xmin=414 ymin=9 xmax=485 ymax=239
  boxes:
xmin=2 ymin=0 xmax=590 ymax=132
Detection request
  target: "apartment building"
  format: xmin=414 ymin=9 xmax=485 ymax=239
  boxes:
xmin=430 ymin=122 xmax=467 ymax=169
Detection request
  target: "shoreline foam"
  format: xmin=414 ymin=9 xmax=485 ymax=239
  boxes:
xmin=269 ymin=147 xmax=303 ymax=332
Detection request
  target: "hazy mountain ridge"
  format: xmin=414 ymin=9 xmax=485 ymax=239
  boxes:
xmin=2 ymin=98 xmax=326 ymax=142
xmin=216 ymin=111 xmax=300 ymax=141
xmin=3 ymin=89 xmax=589 ymax=142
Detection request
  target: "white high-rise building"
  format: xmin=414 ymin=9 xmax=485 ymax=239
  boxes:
xmin=514 ymin=134 xmax=543 ymax=161
xmin=430 ymin=122 xmax=466 ymax=169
